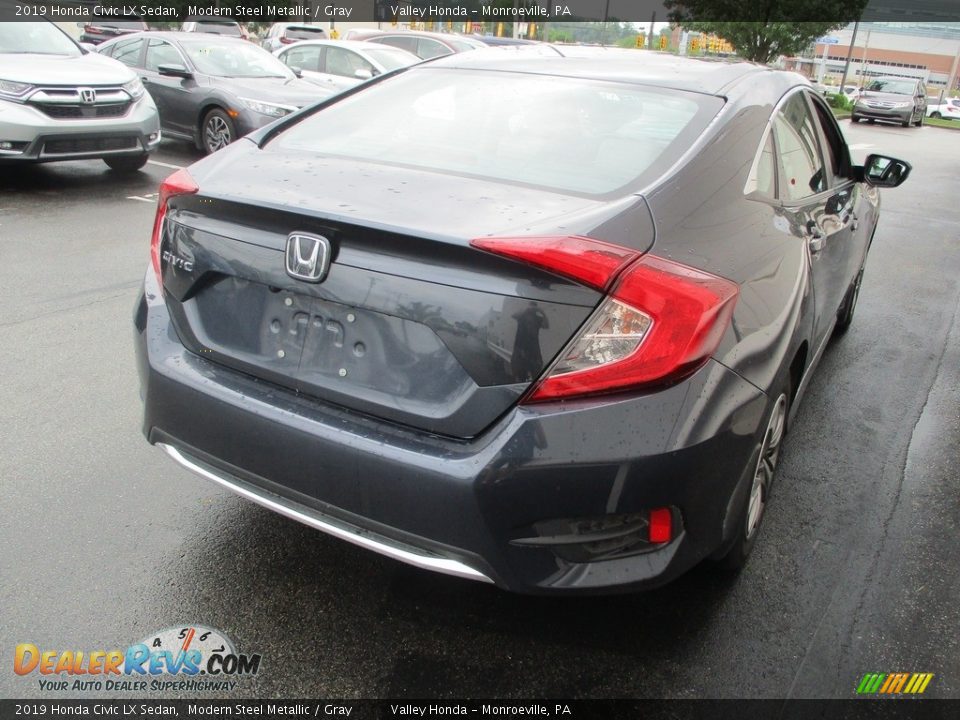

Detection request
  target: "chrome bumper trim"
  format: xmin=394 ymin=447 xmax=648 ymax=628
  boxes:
xmin=156 ymin=442 xmax=495 ymax=585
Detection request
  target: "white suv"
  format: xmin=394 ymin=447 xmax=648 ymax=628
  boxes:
xmin=0 ymin=21 xmax=160 ymax=171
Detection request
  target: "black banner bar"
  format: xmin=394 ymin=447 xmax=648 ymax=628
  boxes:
xmin=0 ymin=0 xmax=959 ymax=23
xmin=2 ymin=700 xmax=960 ymax=720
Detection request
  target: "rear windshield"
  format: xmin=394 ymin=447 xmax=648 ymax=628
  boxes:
xmin=271 ymin=68 xmax=721 ymax=195
xmin=192 ymin=22 xmax=243 ymax=37
xmin=286 ymin=27 xmax=326 ymax=40
xmin=364 ymin=47 xmax=417 ymax=71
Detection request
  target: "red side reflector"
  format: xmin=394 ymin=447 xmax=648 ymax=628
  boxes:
xmin=151 ymin=168 xmax=199 ymax=290
xmin=648 ymin=508 xmax=673 ymax=544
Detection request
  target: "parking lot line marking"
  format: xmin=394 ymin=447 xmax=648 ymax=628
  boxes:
xmin=148 ymin=159 xmax=186 ymax=170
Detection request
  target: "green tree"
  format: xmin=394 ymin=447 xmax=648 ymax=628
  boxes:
xmin=664 ymin=0 xmax=868 ymax=64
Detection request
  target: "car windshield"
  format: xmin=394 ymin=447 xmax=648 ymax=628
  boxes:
xmin=180 ymin=39 xmax=292 ymax=78
xmin=0 ymin=21 xmax=80 ymax=56
xmin=364 ymin=47 xmax=417 ymax=71
xmin=271 ymin=68 xmax=720 ymax=195
xmin=865 ymin=79 xmax=916 ymax=95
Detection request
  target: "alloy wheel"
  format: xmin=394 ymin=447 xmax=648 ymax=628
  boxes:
xmin=205 ymin=115 xmax=232 ymax=153
xmin=746 ymin=393 xmax=787 ymax=540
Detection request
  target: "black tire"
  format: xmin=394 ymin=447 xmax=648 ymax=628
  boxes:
xmin=103 ymin=153 xmax=149 ymax=173
xmin=901 ymin=118 xmax=911 ymax=127
xmin=201 ymin=108 xmax=235 ymax=155
xmin=915 ymin=113 xmax=924 ymax=127
xmin=834 ymin=265 xmax=864 ymax=336
xmin=931 ymin=111 xmax=942 ymax=119
xmin=850 ymin=115 xmax=860 ymax=123
xmin=714 ymin=383 xmax=790 ymax=572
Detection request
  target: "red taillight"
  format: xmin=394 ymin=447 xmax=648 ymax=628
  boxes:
xmin=470 ymin=236 xmax=739 ymax=401
xmin=151 ymin=169 xmax=198 ymax=291
xmin=280 ymin=36 xmax=295 ymax=44
xmin=648 ymin=508 xmax=673 ymax=544
xmin=470 ymin=236 xmax=639 ymax=291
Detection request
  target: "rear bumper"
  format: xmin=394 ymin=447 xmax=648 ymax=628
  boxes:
xmin=135 ymin=271 xmax=769 ymax=594
xmin=0 ymin=95 xmax=160 ymax=163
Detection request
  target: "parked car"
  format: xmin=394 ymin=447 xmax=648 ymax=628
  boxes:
xmin=98 ymin=31 xmax=330 ymax=155
xmin=926 ymin=96 xmax=960 ymax=119
xmin=0 ymin=21 xmax=160 ymax=171
xmin=180 ymin=20 xmax=249 ymax=41
xmin=275 ymin=40 xmax=419 ymax=92
xmin=348 ymin=29 xmax=486 ymax=58
xmin=261 ymin=23 xmax=327 ymax=53
xmin=136 ymin=47 xmax=910 ymax=594
xmin=841 ymin=84 xmax=860 ymax=102
xmin=79 ymin=16 xmax=147 ymax=45
xmin=851 ymin=76 xmax=927 ymax=126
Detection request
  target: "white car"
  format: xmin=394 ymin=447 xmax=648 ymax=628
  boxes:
xmin=926 ymin=97 xmax=960 ymax=120
xmin=274 ymin=40 xmax=419 ymax=92
xmin=261 ymin=23 xmax=327 ymax=53
xmin=0 ymin=20 xmax=160 ymax=171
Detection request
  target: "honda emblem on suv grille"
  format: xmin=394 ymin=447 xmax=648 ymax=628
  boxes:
xmin=285 ymin=233 xmax=331 ymax=283
xmin=78 ymin=88 xmax=97 ymax=104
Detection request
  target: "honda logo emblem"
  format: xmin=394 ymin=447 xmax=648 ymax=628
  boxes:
xmin=285 ymin=233 xmax=331 ymax=283
xmin=78 ymin=88 xmax=97 ymax=104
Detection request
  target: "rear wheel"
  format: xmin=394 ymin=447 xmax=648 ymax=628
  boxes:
xmin=915 ymin=113 xmax=924 ymax=127
xmin=103 ymin=153 xmax=149 ymax=173
xmin=850 ymin=115 xmax=861 ymax=123
xmin=202 ymin=108 xmax=235 ymax=155
xmin=715 ymin=385 xmax=790 ymax=571
xmin=931 ymin=111 xmax=942 ymax=119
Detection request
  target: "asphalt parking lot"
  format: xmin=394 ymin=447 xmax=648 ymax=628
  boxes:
xmin=1 ymin=121 xmax=958 ymax=700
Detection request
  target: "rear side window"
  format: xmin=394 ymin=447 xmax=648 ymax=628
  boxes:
xmin=110 ymin=37 xmax=144 ymax=67
xmin=772 ymin=93 xmax=827 ymax=201
xmin=271 ymin=68 xmax=722 ymax=195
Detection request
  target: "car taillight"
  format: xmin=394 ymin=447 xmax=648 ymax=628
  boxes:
xmin=151 ymin=168 xmax=198 ymax=292
xmin=280 ymin=36 xmax=295 ymax=44
xmin=470 ymin=236 xmax=739 ymax=402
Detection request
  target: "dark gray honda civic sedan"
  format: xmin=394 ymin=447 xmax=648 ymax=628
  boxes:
xmin=135 ymin=47 xmax=910 ymax=594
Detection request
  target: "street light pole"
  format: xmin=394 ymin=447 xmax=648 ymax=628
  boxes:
xmin=839 ymin=20 xmax=860 ymax=91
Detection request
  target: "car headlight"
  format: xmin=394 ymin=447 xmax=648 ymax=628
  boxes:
xmin=238 ymin=97 xmax=296 ymax=118
xmin=0 ymin=79 xmax=34 ymax=101
xmin=123 ymin=77 xmax=145 ymax=100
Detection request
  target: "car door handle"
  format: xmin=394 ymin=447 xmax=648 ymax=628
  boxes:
xmin=141 ymin=76 xmax=151 ymax=84
xmin=806 ymin=223 xmax=825 ymax=254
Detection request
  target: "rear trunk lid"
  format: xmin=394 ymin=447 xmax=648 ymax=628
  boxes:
xmin=160 ymin=140 xmax=654 ymax=437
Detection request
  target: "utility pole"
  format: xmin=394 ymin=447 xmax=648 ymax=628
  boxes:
xmin=860 ymin=30 xmax=872 ymax=83
xmin=647 ymin=12 xmax=656 ymax=50
xmin=839 ymin=21 xmax=860 ymax=91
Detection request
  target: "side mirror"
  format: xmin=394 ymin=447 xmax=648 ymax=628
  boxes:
xmin=354 ymin=68 xmax=373 ymax=80
xmin=859 ymin=154 xmax=911 ymax=188
xmin=157 ymin=64 xmax=193 ymax=79
xmin=290 ymin=66 xmax=303 ymax=78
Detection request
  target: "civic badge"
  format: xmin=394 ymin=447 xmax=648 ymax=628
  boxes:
xmin=285 ymin=233 xmax=331 ymax=283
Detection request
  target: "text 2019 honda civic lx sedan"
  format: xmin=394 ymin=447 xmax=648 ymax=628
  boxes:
xmin=135 ymin=48 xmax=910 ymax=594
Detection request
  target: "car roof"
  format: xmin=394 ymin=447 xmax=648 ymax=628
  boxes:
xmin=428 ymin=46 xmax=771 ymax=96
